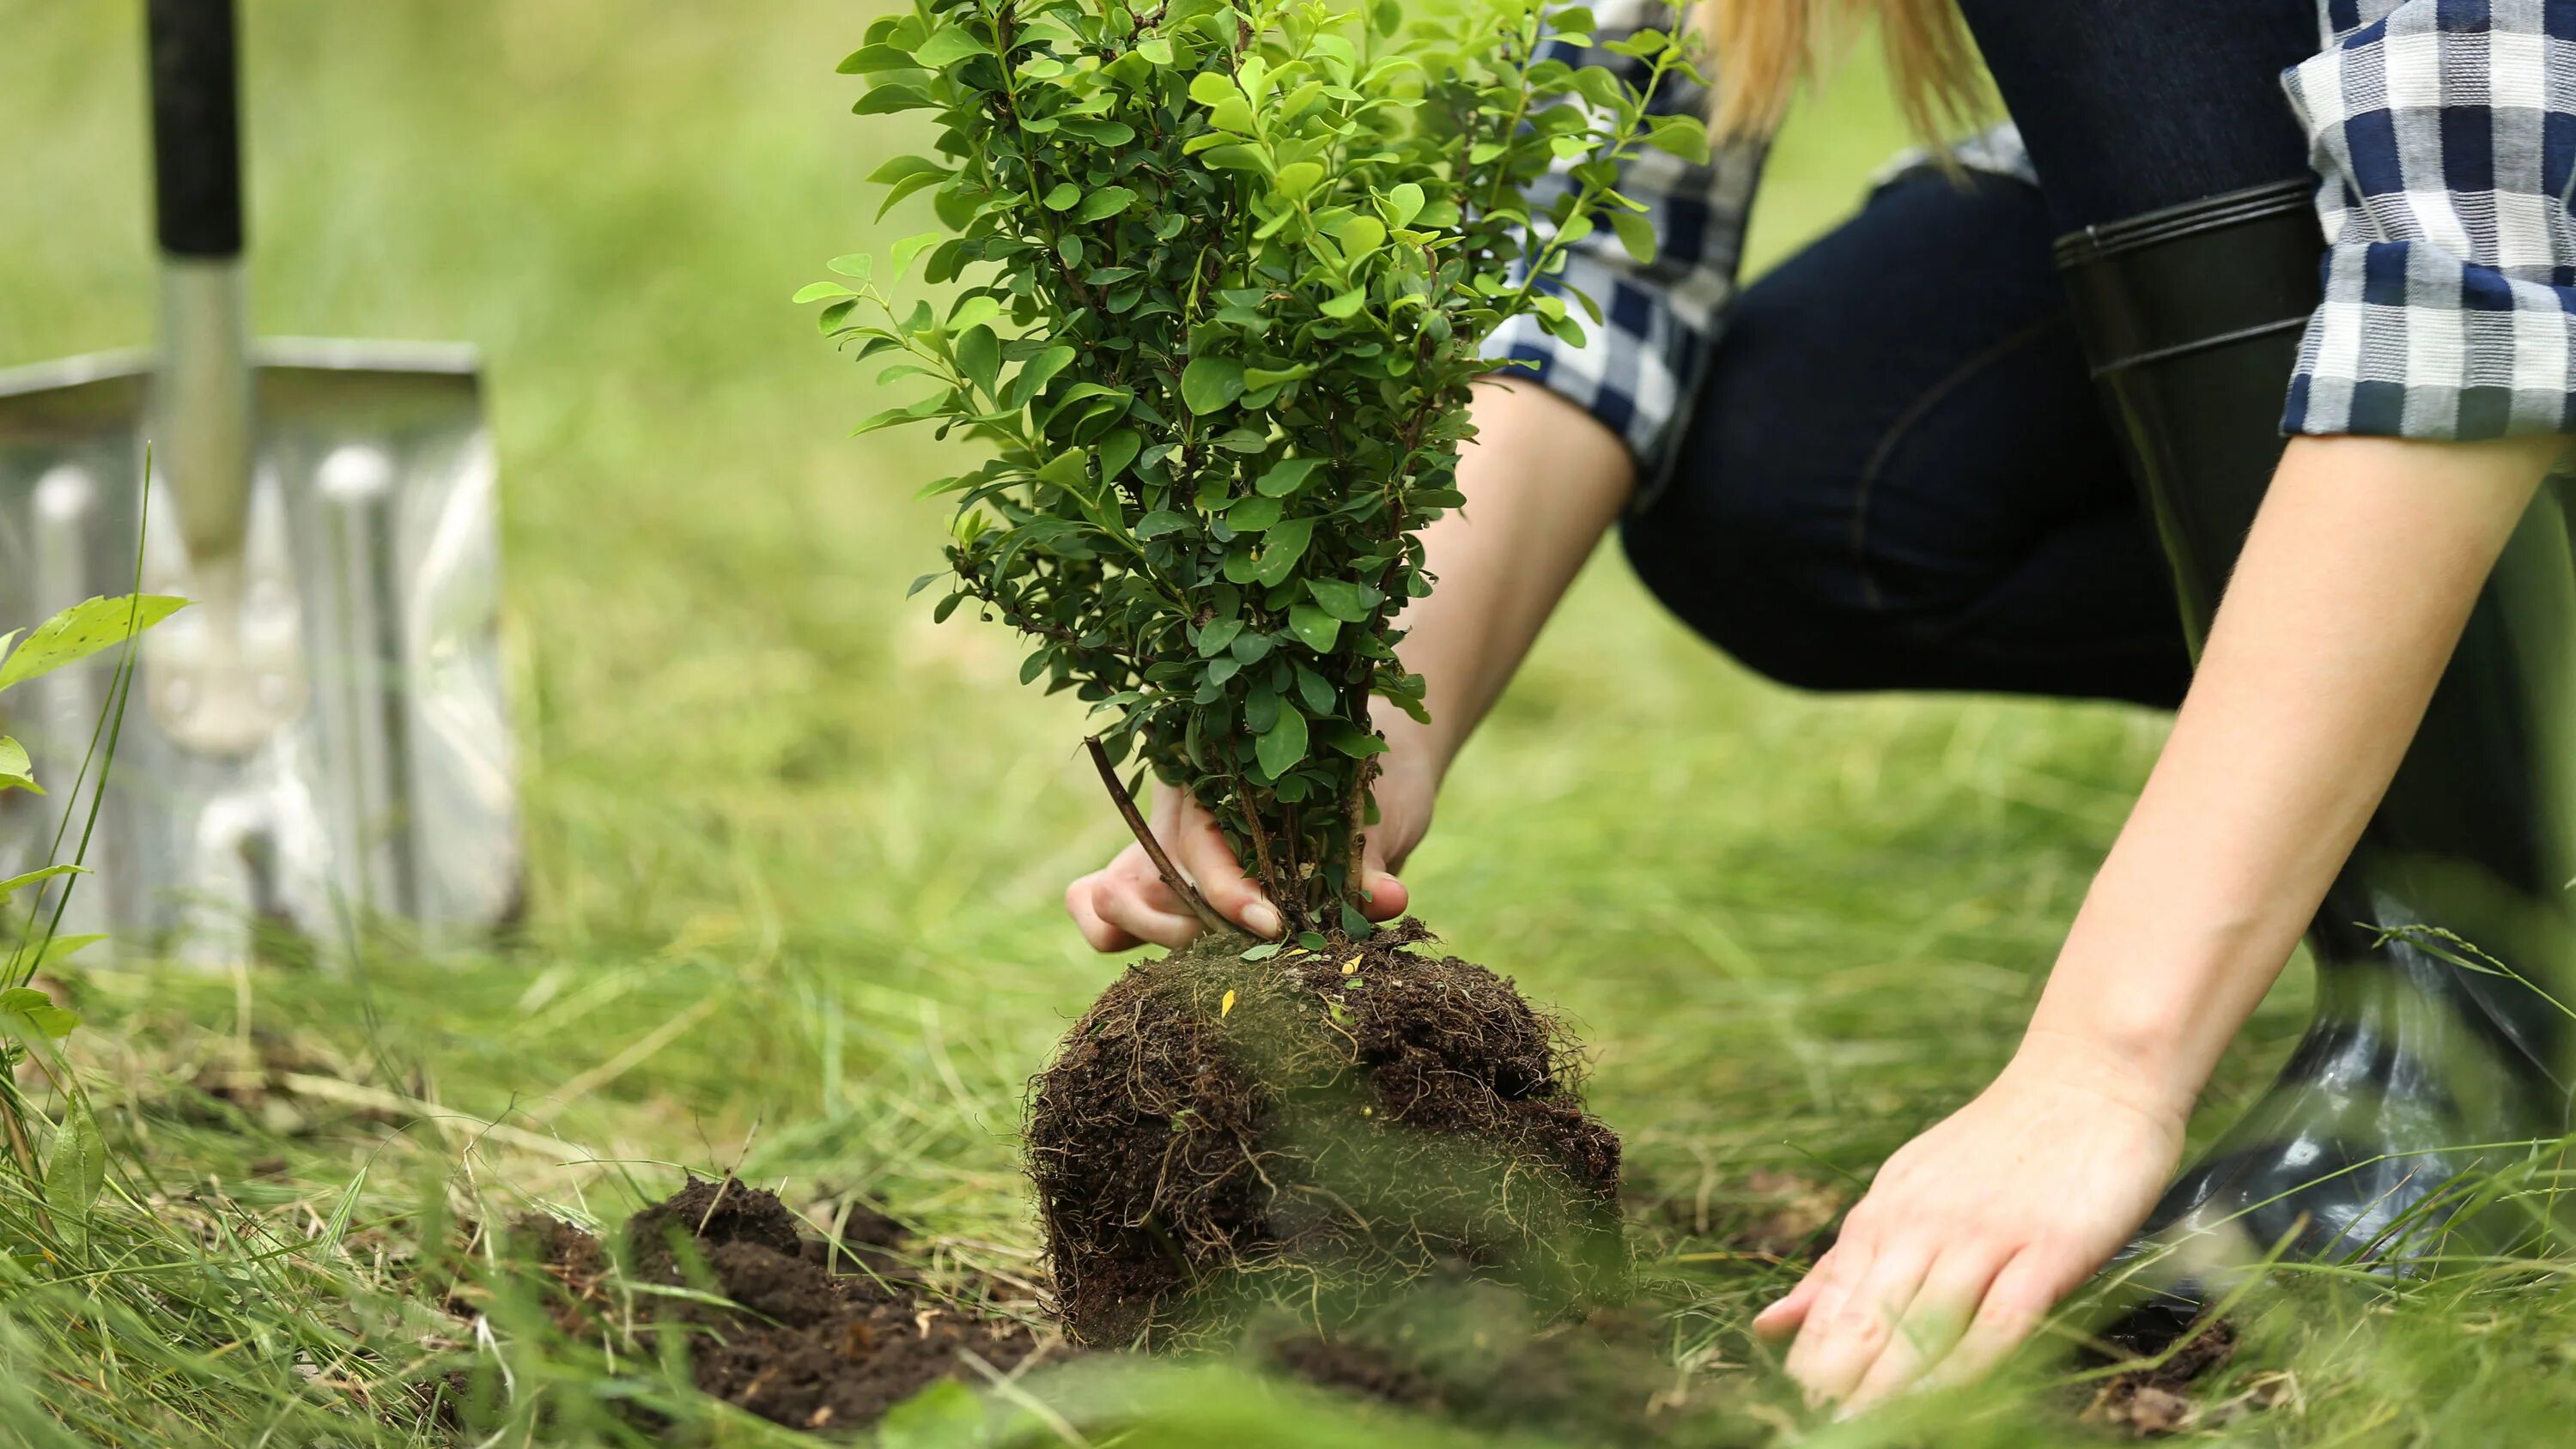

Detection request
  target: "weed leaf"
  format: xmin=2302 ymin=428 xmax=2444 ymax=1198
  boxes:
xmin=0 ymin=595 xmax=188 ymax=694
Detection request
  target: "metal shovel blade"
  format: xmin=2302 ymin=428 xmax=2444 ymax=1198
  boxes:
xmin=0 ymin=340 xmax=519 ymax=961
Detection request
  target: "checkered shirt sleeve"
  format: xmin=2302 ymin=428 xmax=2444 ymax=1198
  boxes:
xmin=1479 ymin=3 xmax=1763 ymax=476
xmin=2282 ymin=0 xmax=2576 ymax=439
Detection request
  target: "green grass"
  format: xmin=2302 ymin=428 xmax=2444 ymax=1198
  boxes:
xmin=8 ymin=2 xmax=2573 ymax=1444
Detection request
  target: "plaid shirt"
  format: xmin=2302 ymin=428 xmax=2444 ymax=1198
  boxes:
xmin=2283 ymin=0 xmax=2576 ymax=438
xmin=1488 ymin=0 xmax=2576 ymax=481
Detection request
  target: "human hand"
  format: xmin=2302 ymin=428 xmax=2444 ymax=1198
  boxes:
xmin=1063 ymin=747 xmax=1435 ymax=951
xmin=1752 ymin=1030 xmax=2191 ymax=1413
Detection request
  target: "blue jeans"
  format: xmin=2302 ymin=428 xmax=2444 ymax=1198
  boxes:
xmin=1624 ymin=0 xmax=2317 ymax=710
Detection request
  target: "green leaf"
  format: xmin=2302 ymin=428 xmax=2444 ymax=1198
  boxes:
xmin=849 ymin=399 xmax=939 ymax=437
xmin=1255 ymin=702 xmax=1308 ymax=778
xmin=853 ymin=82 xmax=935 ymax=116
xmin=835 ymin=44 xmax=916 ymax=75
xmin=1275 ymin=161 xmax=1325 ymax=198
xmin=1201 ymin=143 xmax=1273 ymax=176
xmin=0 ymin=986 xmax=77 ymax=1037
xmin=1295 ymin=665 xmax=1335 ymax=715
xmin=910 ymin=24 xmax=991 ymax=68
xmin=1133 ymin=37 xmax=1176 ymax=66
xmin=792 ymin=281 xmax=854 ymax=304
xmin=0 ymin=865 xmax=85 ymax=903
xmin=890 ymin=232 xmax=942 ymax=280
xmin=1243 ymin=363 xmax=1311 ymax=390
xmin=1609 ymin=209 xmax=1657 ymax=264
xmin=1322 ymin=722 xmax=1390 ymax=756
xmin=1252 ymin=516 xmax=1315 ymax=586
xmin=1645 ymin=113 xmax=1714 ymax=164
xmin=1305 ymin=578 xmax=1379 ymax=621
xmin=866 ymin=155 xmax=948 ymax=186
xmin=0 ymin=737 xmax=33 ymax=795
xmin=1179 ymin=356 xmax=1245 ymax=415
xmin=1135 ymin=510 xmax=1191 ymax=540
xmin=1224 ymin=496 xmax=1285 ymax=531
xmin=1035 ymin=451 xmax=1091 ymax=494
xmin=1384 ymin=182 xmax=1425 ymax=227
xmin=826 ymin=253 xmax=873 ymax=279
xmin=1287 ymin=603 xmax=1340 ymax=652
xmin=955 ymin=324 xmax=1000 ymax=396
xmin=42 ymin=1090 xmax=106 ymax=1252
xmin=1075 ymin=186 xmax=1138 ymax=221
xmin=13 ymin=935 xmax=104 ymax=975
xmin=1256 ymin=458 xmax=1322 ymax=497
xmin=1016 ymin=344 xmax=1078 ymax=403
xmin=1098 ymin=428 xmax=1143 ymax=486
xmin=1336 ymin=215 xmax=1386 ymax=258
xmin=1241 ymin=940 xmax=1284 ymax=961
xmin=876 ymin=170 xmax=949 ymax=221
xmin=1320 ymin=288 xmax=1366 ymax=319
xmin=1197 ymin=617 xmax=1245 ymax=657
xmin=0 ymin=595 xmax=188 ymax=694
xmin=1042 ymin=181 xmax=1081 ymax=210
xmin=1187 ymin=71 xmax=1238 ymax=106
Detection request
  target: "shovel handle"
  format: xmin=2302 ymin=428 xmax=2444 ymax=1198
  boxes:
xmin=148 ymin=0 xmax=243 ymax=258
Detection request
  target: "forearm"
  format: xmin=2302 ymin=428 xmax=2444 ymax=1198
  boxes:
xmin=1387 ymin=377 xmax=1636 ymax=778
xmin=2026 ymin=432 xmax=2563 ymax=1107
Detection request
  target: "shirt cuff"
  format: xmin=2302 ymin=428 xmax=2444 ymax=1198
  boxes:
xmin=2285 ymin=240 xmax=2576 ymax=439
xmin=1480 ymin=266 xmax=1693 ymax=471
xmin=2278 ymin=0 xmax=2576 ymax=440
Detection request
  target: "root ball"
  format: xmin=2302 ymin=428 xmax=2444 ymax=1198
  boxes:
xmin=1026 ymin=920 xmax=1624 ymax=1345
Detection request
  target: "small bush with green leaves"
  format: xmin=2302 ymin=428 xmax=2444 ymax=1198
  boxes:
xmin=809 ymin=0 xmax=1702 ymax=938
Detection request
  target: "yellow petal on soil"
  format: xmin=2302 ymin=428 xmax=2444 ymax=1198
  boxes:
xmin=1220 ymin=989 xmax=1237 ymax=1018
xmin=1340 ymin=955 xmax=1360 ymax=974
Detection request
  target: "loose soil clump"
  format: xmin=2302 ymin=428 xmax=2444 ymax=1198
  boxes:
xmin=517 ymin=1178 xmax=1042 ymax=1436
xmin=1028 ymin=919 xmax=1625 ymax=1346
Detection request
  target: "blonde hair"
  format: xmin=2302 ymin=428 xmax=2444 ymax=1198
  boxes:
xmin=1703 ymin=0 xmax=1985 ymax=141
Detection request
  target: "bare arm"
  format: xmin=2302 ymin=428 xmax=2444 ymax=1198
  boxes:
xmin=2027 ymin=433 xmax=2559 ymax=1087
xmin=1761 ymin=431 xmax=2564 ymax=1408
xmin=1376 ymin=379 xmax=1639 ymax=785
xmin=1066 ymin=378 xmax=1634 ymax=949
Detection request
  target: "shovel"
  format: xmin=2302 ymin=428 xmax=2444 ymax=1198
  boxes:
xmin=0 ymin=0 xmax=519 ymax=963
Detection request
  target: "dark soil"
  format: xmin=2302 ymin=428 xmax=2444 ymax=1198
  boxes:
xmin=1026 ymin=919 xmax=1625 ymax=1346
xmin=2077 ymin=1313 xmax=2240 ymax=1438
xmin=519 ymin=1177 xmax=1042 ymax=1436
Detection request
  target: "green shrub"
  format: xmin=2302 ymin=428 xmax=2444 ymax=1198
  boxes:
xmin=810 ymin=0 xmax=1700 ymax=938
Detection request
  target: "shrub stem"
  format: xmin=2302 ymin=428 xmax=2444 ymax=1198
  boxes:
xmin=1086 ymin=737 xmax=1228 ymax=935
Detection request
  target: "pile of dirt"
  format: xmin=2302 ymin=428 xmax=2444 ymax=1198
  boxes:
xmin=1026 ymin=919 xmax=1625 ymax=1346
xmin=520 ymin=1178 xmax=1042 ymax=1435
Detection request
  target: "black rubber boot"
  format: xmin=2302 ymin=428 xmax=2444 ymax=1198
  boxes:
xmin=2057 ymin=180 xmax=2576 ymax=1312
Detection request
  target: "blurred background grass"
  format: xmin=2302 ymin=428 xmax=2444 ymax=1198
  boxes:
xmin=0 ymin=2 xmax=2390 ymax=1442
